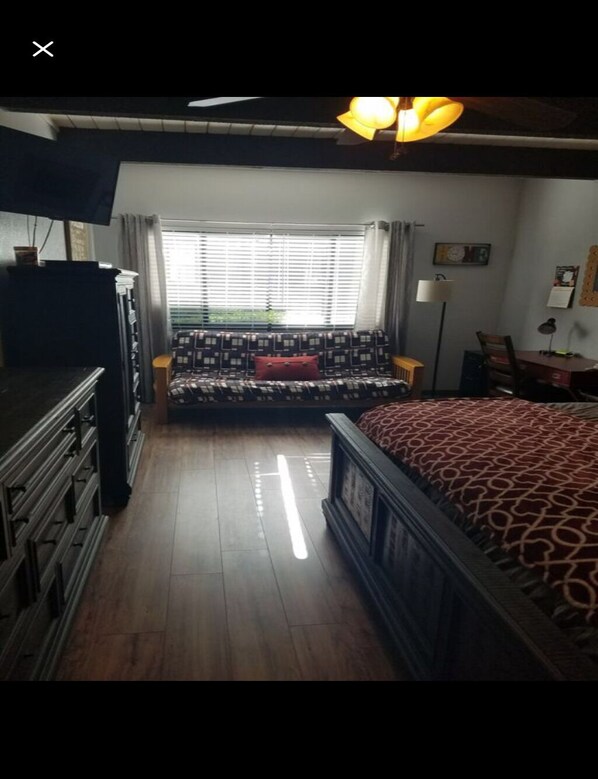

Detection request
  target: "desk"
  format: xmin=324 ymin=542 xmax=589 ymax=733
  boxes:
xmin=516 ymin=351 xmax=598 ymax=398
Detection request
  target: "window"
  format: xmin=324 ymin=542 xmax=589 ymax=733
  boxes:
xmin=162 ymin=224 xmax=365 ymax=330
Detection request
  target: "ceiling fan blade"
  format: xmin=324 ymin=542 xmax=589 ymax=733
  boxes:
xmin=450 ymin=97 xmax=576 ymax=131
xmin=188 ymin=96 xmax=262 ymax=108
xmin=336 ymin=128 xmax=372 ymax=146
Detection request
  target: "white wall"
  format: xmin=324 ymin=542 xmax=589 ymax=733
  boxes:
xmin=498 ymin=178 xmax=598 ymax=356
xmin=94 ymin=163 xmax=523 ymax=390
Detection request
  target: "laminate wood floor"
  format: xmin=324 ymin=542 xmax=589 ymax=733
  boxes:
xmin=57 ymin=407 xmax=407 ymax=681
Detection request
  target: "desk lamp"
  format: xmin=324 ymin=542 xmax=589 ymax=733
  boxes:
xmin=416 ymin=274 xmax=454 ymax=397
xmin=538 ymin=318 xmax=557 ymax=355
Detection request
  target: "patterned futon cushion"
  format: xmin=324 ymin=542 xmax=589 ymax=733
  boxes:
xmin=171 ymin=330 xmax=392 ymax=378
xmin=168 ymin=374 xmax=410 ymax=405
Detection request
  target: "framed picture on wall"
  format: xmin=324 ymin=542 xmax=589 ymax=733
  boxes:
xmin=580 ymin=246 xmax=598 ymax=306
xmin=64 ymin=220 xmax=90 ymax=261
xmin=433 ymin=243 xmax=491 ymax=266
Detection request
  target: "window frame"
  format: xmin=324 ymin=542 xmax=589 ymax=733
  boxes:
xmin=161 ymin=221 xmax=365 ymax=332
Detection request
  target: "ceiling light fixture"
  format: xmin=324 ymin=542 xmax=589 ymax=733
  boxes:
xmin=337 ymin=96 xmax=464 ymax=144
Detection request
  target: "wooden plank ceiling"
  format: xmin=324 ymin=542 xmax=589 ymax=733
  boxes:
xmin=3 ymin=96 xmax=598 ymax=177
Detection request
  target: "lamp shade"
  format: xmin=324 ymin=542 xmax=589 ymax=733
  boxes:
xmin=416 ymin=279 xmax=454 ymax=303
xmin=396 ymin=97 xmax=464 ymax=143
xmin=538 ymin=317 xmax=557 ymax=334
xmin=336 ymin=111 xmax=377 ymax=140
xmin=350 ymin=97 xmax=397 ymax=129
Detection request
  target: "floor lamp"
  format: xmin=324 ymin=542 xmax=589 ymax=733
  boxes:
xmin=416 ymin=274 xmax=454 ymax=397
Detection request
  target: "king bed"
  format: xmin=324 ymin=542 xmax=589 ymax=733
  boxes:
xmin=322 ymin=398 xmax=598 ymax=680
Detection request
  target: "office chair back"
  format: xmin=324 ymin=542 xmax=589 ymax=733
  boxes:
xmin=476 ymin=331 xmax=523 ymax=397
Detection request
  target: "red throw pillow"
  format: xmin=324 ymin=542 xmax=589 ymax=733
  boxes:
xmin=254 ymin=355 xmax=321 ymax=381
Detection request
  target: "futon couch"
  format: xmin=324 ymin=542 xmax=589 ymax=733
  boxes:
xmin=152 ymin=329 xmax=423 ymax=423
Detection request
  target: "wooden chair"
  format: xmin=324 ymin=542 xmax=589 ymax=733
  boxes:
xmin=476 ymin=331 xmax=525 ymax=398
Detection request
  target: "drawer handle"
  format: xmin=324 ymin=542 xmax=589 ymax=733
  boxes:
xmin=72 ymin=542 xmax=84 ymax=548
xmin=62 ymin=426 xmax=75 ymax=434
xmin=9 ymin=484 xmax=27 ymax=495
xmin=76 ymin=477 xmax=88 ymax=484
xmin=41 ymin=539 xmax=58 ymax=546
xmin=64 ymin=451 xmax=76 ymax=459
xmin=0 ymin=613 xmax=10 ymax=621
xmin=83 ymin=466 xmax=93 ymax=471
xmin=53 ymin=520 xmax=65 ymax=526
xmin=21 ymin=653 xmax=35 ymax=659
xmin=14 ymin=517 xmax=30 ymax=526
xmin=81 ymin=415 xmax=95 ymax=425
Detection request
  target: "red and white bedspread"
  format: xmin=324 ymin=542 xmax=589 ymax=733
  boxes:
xmin=357 ymin=398 xmax=598 ymax=625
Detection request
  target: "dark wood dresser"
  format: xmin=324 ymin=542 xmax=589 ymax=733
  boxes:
xmin=0 ymin=367 xmax=107 ymax=680
xmin=3 ymin=263 xmax=145 ymax=505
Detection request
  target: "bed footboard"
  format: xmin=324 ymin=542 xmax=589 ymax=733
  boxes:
xmin=322 ymin=414 xmax=598 ymax=681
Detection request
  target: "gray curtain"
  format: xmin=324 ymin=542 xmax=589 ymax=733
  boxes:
xmin=384 ymin=221 xmax=416 ymax=355
xmin=119 ymin=214 xmax=170 ymax=402
xmin=354 ymin=221 xmax=390 ymax=330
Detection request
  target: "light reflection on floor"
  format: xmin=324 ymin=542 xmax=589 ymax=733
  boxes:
xmin=252 ymin=452 xmax=329 ymax=561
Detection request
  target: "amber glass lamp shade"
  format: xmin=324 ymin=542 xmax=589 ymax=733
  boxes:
xmin=337 ymin=96 xmax=463 ymax=143
xmin=395 ymin=97 xmax=464 ymax=142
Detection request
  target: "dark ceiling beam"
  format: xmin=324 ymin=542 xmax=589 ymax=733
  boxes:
xmin=58 ymin=128 xmax=598 ymax=179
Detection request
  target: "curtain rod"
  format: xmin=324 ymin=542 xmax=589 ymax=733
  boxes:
xmin=365 ymin=221 xmax=425 ymax=229
xmin=111 ymin=216 xmax=425 ymax=228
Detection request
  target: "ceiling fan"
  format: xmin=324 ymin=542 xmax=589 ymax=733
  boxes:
xmin=188 ymin=97 xmax=262 ymax=108
xmin=187 ymin=96 xmax=577 ymax=142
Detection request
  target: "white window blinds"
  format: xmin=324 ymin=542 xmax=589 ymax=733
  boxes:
xmin=162 ymin=224 xmax=365 ymax=329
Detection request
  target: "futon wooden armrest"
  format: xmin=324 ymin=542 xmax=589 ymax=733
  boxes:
xmin=391 ymin=355 xmax=424 ymax=400
xmin=153 ymin=354 xmax=173 ymax=370
xmin=152 ymin=354 xmax=173 ymax=424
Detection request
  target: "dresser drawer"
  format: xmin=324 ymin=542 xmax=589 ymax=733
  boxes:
xmin=519 ymin=361 xmax=572 ymax=387
xmin=7 ymin=439 xmax=77 ymax=547
xmin=72 ymin=441 xmax=98 ymax=510
xmin=58 ymin=490 xmax=100 ymax=600
xmin=548 ymin=369 xmax=570 ymax=387
xmin=76 ymin=392 xmax=97 ymax=448
xmin=8 ymin=578 xmax=61 ymax=681
xmin=5 ymin=422 xmax=77 ymax=518
xmin=0 ymin=558 xmax=31 ymax=662
xmin=127 ymin=410 xmax=142 ymax=471
xmin=29 ymin=479 xmax=75 ymax=588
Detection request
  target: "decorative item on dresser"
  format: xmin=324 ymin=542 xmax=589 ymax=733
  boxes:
xmin=0 ymin=367 xmax=107 ymax=680
xmin=2 ymin=263 xmax=145 ymax=506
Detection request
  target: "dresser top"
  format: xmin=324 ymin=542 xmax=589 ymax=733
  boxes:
xmin=7 ymin=263 xmax=138 ymax=282
xmin=0 ymin=367 xmax=104 ymax=464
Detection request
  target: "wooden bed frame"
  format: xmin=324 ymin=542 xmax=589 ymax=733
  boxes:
xmin=322 ymin=413 xmax=598 ymax=681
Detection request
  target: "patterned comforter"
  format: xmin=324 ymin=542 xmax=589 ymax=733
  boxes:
xmin=358 ymin=398 xmax=598 ymax=625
